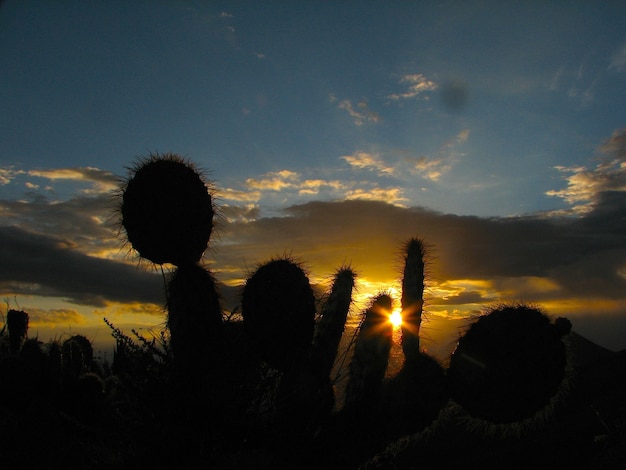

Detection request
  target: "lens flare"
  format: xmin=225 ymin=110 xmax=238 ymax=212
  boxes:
xmin=389 ymin=309 xmax=403 ymax=328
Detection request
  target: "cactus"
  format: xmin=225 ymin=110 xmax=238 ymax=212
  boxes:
xmin=447 ymin=303 xmax=570 ymax=423
xmin=344 ymin=294 xmax=394 ymax=412
xmin=310 ymin=267 xmax=356 ymax=378
xmin=166 ymin=263 xmax=223 ymax=380
xmin=119 ymin=153 xmax=221 ymax=391
xmin=7 ymin=309 xmax=29 ymax=354
xmin=110 ymin=153 xmax=578 ymax=466
xmin=400 ymin=238 xmax=426 ymax=363
xmin=242 ymin=257 xmax=316 ymax=372
xmin=120 ymin=152 xmax=214 ymax=266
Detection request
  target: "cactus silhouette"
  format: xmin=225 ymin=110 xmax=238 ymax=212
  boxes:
xmin=344 ymin=294 xmax=393 ymax=412
xmin=113 ymin=153 xmax=575 ymax=467
xmin=310 ymin=267 xmax=356 ymax=379
xmin=242 ymin=257 xmax=316 ymax=371
xmin=166 ymin=263 xmax=223 ymax=379
xmin=120 ymin=153 xmax=214 ymax=266
xmin=7 ymin=309 xmax=29 ymax=354
xmin=447 ymin=304 xmax=570 ymax=423
xmin=400 ymin=238 xmax=425 ymax=363
xmin=119 ymin=153 xmax=222 ymax=398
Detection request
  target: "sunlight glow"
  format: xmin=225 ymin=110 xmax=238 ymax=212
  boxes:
xmin=389 ymin=309 xmax=403 ymax=328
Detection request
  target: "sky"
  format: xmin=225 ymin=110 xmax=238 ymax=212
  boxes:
xmin=1 ymin=0 xmax=626 ymax=357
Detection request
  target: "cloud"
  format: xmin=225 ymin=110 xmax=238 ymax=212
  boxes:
xmin=406 ymin=156 xmax=448 ymax=182
xmin=547 ymin=127 xmax=626 ymax=213
xmin=218 ymin=187 xmax=261 ymax=203
xmin=337 ymin=99 xmax=381 ymax=126
xmin=0 ymin=192 xmax=119 ymax=258
xmin=0 ymin=225 xmax=164 ymax=307
xmin=24 ymin=307 xmax=87 ymax=327
xmin=219 ymin=204 xmax=260 ymax=224
xmin=341 ymin=151 xmax=396 ymax=175
xmin=405 ymin=129 xmax=469 ymax=181
xmin=215 ymin=196 xmax=626 ymax=314
xmin=345 ymin=187 xmax=406 ymax=205
xmin=388 ymin=74 xmax=438 ymax=101
xmin=27 ymin=167 xmax=119 ymax=194
xmin=245 ymin=170 xmax=300 ymax=191
xmin=0 ymin=167 xmax=25 ymax=185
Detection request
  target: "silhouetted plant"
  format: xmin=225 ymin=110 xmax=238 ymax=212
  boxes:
xmin=400 ymin=238 xmax=426 ymax=363
xmin=7 ymin=309 xmax=28 ymax=354
xmin=447 ymin=303 xmax=571 ymax=424
xmin=62 ymin=334 xmax=94 ymax=376
xmin=109 ymin=153 xmax=581 ymax=467
xmin=310 ymin=267 xmax=356 ymax=379
xmin=344 ymin=294 xmax=394 ymax=412
xmin=242 ymin=257 xmax=316 ymax=372
xmin=166 ymin=263 xmax=223 ymax=381
xmin=119 ymin=152 xmax=214 ymax=266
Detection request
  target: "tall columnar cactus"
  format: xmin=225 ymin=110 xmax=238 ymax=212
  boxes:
xmin=7 ymin=309 xmax=29 ymax=354
xmin=242 ymin=257 xmax=316 ymax=371
xmin=400 ymin=238 xmax=425 ymax=362
xmin=447 ymin=303 xmax=571 ymax=423
xmin=272 ymin=267 xmax=357 ymax=441
xmin=344 ymin=294 xmax=393 ymax=412
xmin=310 ymin=267 xmax=356 ymax=378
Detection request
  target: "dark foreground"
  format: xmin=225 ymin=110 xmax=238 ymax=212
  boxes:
xmin=1 ymin=333 xmax=625 ymax=470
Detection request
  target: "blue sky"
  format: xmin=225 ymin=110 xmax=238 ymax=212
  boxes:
xmin=1 ymin=1 xmax=626 ymax=355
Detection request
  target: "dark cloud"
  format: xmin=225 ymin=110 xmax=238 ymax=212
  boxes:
xmin=216 ymin=195 xmax=626 ymax=302
xmin=0 ymin=193 xmax=120 ymax=255
xmin=0 ymin=225 xmax=163 ymax=306
xmin=430 ymin=290 xmax=489 ymax=306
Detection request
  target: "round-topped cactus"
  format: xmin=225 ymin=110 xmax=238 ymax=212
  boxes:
xmin=447 ymin=304 xmax=570 ymax=423
xmin=242 ymin=257 xmax=316 ymax=371
xmin=120 ymin=153 xmax=214 ymax=266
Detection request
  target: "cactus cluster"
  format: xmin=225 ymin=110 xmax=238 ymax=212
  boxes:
xmin=113 ymin=153 xmax=574 ymax=466
xmin=0 ymin=152 xmax=580 ymax=468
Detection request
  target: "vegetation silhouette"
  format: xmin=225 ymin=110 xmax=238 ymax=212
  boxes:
xmin=0 ymin=152 xmax=624 ymax=468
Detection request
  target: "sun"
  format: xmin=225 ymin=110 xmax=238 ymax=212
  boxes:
xmin=389 ymin=309 xmax=403 ymax=328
